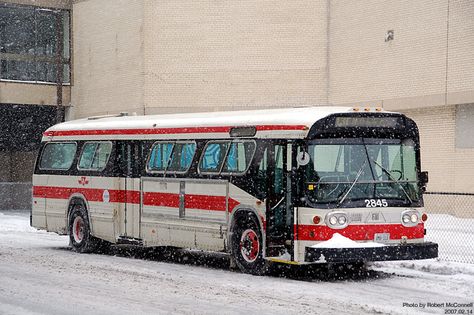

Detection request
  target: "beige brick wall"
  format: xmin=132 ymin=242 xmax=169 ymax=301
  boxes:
xmin=71 ymin=0 xmax=145 ymax=118
xmin=71 ymin=0 xmax=474 ymax=115
xmin=71 ymin=0 xmax=329 ymax=117
xmin=328 ymin=0 xmax=474 ymax=111
xmin=328 ymin=0 xmax=448 ymax=107
xmin=143 ymin=0 xmax=329 ymax=114
xmin=446 ymin=1 xmax=474 ymax=103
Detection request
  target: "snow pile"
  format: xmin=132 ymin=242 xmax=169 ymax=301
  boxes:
xmin=310 ymin=233 xmax=385 ymax=248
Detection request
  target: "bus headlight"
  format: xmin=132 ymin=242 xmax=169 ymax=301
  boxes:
xmin=402 ymin=214 xmax=410 ymax=223
xmin=401 ymin=210 xmax=420 ymax=227
xmin=338 ymin=216 xmax=347 ymax=225
xmin=326 ymin=212 xmax=349 ymax=229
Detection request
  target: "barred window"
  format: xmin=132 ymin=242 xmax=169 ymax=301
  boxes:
xmin=0 ymin=3 xmax=70 ymax=83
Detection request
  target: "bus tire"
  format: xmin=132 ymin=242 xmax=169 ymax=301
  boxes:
xmin=68 ymin=205 xmax=99 ymax=253
xmin=231 ymin=213 xmax=268 ymax=276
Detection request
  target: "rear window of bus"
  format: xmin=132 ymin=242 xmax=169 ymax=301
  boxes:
xmin=39 ymin=142 xmax=77 ymax=170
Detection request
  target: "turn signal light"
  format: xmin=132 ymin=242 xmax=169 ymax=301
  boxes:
xmin=421 ymin=213 xmax=428 ymax=222
xmin=313 ymin=216 xmax=321 ymax=225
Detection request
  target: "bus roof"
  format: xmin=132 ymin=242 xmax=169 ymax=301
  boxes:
xmin=42 ymin=106 xmax=380 ymax=141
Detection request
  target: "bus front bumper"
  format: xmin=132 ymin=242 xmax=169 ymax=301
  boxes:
xmin=305 ymin=242 xmax=438 ymax=263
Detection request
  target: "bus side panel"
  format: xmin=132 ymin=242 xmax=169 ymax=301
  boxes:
xmin=140 ymin=178 xmax=227 ymax=251
xmin=87 ymin=176 xmax=121 ymax=243
xmin=45 ymin=199 xmax=68 ymax=234
xmin=185 ymin=180 xmax=228 ymax=251
xmin=184 ymin=181 xmax=227 ymax=223
xmin=31 ymin=174 xmax=48 ymax=229
xmin=141 ymin=178 xmax=180 ymax=246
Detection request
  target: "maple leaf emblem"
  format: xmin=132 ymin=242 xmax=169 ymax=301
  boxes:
xmin=78 ymin=176 xmax=89 ymax=186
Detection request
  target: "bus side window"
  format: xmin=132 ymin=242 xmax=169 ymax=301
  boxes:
xmin=199 ymin=141 xmax=230 ymax=173
xmin=167 ymin=142 xmax=197 ymax=173
xmin=222 ymin=141 xmax=256 ymax=174
xmin=147 ymin=142 xmax=174 ymax=172
xmin=78 ymin=142 xmax=113 ymax=171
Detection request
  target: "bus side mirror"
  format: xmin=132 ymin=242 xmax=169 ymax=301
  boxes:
xmin=420 ymin=171 xmax=429 ymax=191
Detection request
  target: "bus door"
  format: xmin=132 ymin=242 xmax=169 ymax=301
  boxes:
xmin=116 ymin=141 xmax=141 ymax=241
xmin=265 ymin=142 xmax=292 ymax=257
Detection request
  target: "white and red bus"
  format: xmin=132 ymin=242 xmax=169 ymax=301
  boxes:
xmin=31 ymin=106 xmax=438 ymax=274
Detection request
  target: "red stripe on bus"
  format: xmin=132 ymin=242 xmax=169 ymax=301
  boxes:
xmin=32 ymin=186 xmax=140 ymax=203
xmin=33 ymin=186 xmax=240 ymax=212
xmin=296 ymin=223 xmax=424 ymax=241
xmin=186 ymin=194 xmax=240 ymax=212
xmin=42 ymin=125 xmax=307 ymax=137
xmin=143 ymin=192 xmax=180 ymax=208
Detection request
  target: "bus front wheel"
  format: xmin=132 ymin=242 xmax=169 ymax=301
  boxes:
xmin=68 ymin=205 xmax=100 ymax=253
xmin=231 ymin=213 xmax=268 ymax=275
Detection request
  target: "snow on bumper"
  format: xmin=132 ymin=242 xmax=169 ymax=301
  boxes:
xmin=305 ymin=242 xmax=438 ymax=263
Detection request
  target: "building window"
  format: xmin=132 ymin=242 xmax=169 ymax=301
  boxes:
xmin=0 ymin=3 xmax=70 ymax=84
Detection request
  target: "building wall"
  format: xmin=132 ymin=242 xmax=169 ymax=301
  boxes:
xmin=71 ymin=0 xmax=144 ymax=118
xmin=328 ymin=0 xmax=474 ymax=110
xmin=142 ymin=0 xmax=329 ymax=114
xmin=71 ymin=0 xmax=329 ymax=117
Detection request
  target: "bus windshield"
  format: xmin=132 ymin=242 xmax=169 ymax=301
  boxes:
xmin=303 ymin=138 xmax=421 ymax=207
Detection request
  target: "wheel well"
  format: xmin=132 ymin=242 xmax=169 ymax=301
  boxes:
xmin=231 ymin=210 xmax=260 ymax=232
xmin=67 ymin=197 xmax=87 ymax=221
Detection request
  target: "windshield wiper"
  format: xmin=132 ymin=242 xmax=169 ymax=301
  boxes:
xmin=337 ymin=160 xmax=367 ymax=207
xmin=370 ymin=159 xmax=413 ymax=204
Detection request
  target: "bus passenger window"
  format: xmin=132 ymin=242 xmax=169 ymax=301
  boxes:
xmin=78 ymin=142 xmax=112 ymax=171
xmin=222 ymin=141 xmax=256 ymax=174
xmin=39 ymin=142 xmax=77 ymax=170
xmin=167 ymin=142 xmax=196 ymax=172
xmin=147 ymin=142 xmax=174 ymax=172
xmin=199 ymin=141 xmax=229 ymax=173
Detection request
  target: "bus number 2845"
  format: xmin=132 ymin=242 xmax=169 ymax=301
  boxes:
xmin=365 ymin=199 xmax=388 ymax=207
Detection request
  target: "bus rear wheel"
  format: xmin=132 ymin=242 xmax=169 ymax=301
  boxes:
xmin=68 ymin=205 xmax=100 ymax=253
xmin=231 ymin=214 xmax=268 ymax=275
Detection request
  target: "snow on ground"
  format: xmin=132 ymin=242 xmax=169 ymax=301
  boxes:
xmin=0 ymin=211 xmax=473 ymax=315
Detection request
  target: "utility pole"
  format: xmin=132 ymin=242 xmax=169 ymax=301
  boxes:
xmin=55 ymin=10 xmax=64 ymax=124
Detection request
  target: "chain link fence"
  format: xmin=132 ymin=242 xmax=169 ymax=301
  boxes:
xmin=423 ymin=192 xmax=474 ymax=264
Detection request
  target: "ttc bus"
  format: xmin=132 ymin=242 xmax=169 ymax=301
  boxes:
xmin=31 ymin=107 xmax=438 ymax=274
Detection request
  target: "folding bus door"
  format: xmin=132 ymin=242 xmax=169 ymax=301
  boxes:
xmin=116 ymin=141 xmax=141 ymax=241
